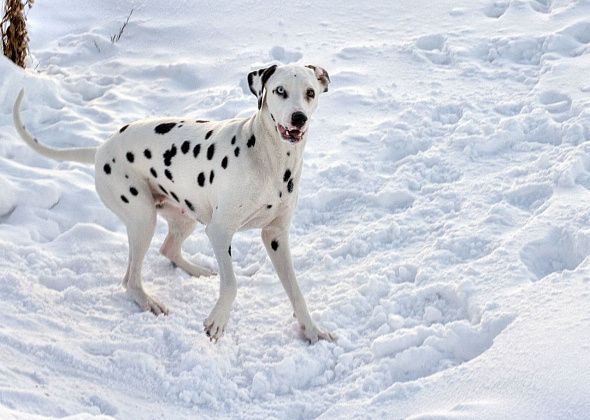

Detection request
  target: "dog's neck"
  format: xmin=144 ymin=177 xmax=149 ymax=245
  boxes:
xmin=249 ymin=108 xmax=306 ymax=180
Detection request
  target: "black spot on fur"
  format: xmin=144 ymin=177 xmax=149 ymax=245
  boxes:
xmin=178 ymin=124 xmax=183 ymax=128
xmin=185 ymin=199 xmax=194 ymax=211
xmin=129 ymin=187 xmax=138 ymax=196
xmin=228 ymin=245 xmax=232 ymax=256
xmin=150 ymin=168 xmax=158 ymax=178
xmin=197 ymin=172 xmax=205 ymax=187
xmin=163 ymin=145 xmax=177 ymax=166
xmin=205 ymin=130 xmax=213 ymax=140
xmin=221 ymin=156 xmax=228 ymax=169
xmin=279 ymin=191 xmax=283 ymax=198
xmin=267 ymin=204 xmax=272 ymax=209
xmin=207 ymin=144 xmax=215 ymax=160
xmin=103 ymin=164 xmax=111 ymax=175
xmin=33 ymin=138 xmax=38 ymax=143
xmin=234 ymin=147 xmax=240 ymax=157
xmin=121 ymin=195 xmax=129 ymax=204
xmin=247 ymin=72 xmax=255 ymax=94
xmin=112 ymin=158 xmax=116 ymax=163
xmin=181 ymin=141 xmax=190 ymax=154
xmin=247 ymin=135 xmax=256 ymax=148
xmin=159 ymin=184 xmax=168 ymax=195
xmin=193 ymin=143 xmax=201 ymax=158
xmin=126 ymin=152 xmax=134 ymax=163
xmin=261 ymin=65 xmax=277 ymax=88
xmin=209 ymin=170 xmax=215 ymax=184
xmin=283 ymin=169 xmax=291 ymax=183
xmin=287 ymin=152 xmax=290 ymax=157
xmin=165 ymin=169 xmax=173 ymax=182
xmin=170 ymin=191 xmax=179 ymax=202
xmin=287 ymin=179 xmax=294 ymax=193
xmin=271 ymin=114 xmax=275 ymax=122
xmin=271 ymin=240 xmax=279 ymax=251
xmin=195 ymin=119 xmax=209 ymax=123
xmin=119 ymin=124 xmax=129 ymax=133
xmin=231 ymin=135 xmax=236 ymax=145
xmin=144 ymin=149 xmax=152 ymax=159
xmin=125 ymin=174 xmax=129 ymax=179
xmin=155 ymin=122 xmax=176 ymax=134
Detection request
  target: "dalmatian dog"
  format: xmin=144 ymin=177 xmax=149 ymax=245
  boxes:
xmin=13 ymin=63 xmax=334 ymax=343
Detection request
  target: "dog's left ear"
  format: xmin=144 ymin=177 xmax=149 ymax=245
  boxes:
xmin=305 ymin=65 xmax=330 ymax=93
xmin=248 ymin=64 xmax=278 ymax=109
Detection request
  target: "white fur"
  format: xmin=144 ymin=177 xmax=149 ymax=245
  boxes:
xmin=13 ymin=64 xmax=335 ymax=343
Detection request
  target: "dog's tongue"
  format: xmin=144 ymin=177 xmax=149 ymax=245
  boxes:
xmin=288 ymin=129 xmax=303 ymax=140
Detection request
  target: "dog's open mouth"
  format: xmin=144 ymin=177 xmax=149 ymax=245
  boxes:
xmin=277 ymin=124 xmax=305 ymax=143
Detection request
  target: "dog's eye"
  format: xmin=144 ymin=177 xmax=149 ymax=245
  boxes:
xmin=306 ymin=88 xmax=315 ymax=99
xmin=274 ymin=86 xmax=288 ymax=99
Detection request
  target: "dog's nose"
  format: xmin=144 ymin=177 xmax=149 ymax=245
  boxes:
xmin=291 ymin=112 xmax=308 ymax=128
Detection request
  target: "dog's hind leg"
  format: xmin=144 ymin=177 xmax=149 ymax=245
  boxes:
xmin=95 ymin=160 xmax=167 ymax=315
xmin=123 ymin=209 xmax=168 ymax=315
xmin=158 ymin=202 xmax=215 ymax=277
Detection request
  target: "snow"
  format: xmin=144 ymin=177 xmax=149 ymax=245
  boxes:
xmin=1 ymin=0 xmax=590 ymax=418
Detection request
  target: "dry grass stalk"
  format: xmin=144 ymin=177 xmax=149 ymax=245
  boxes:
xmin=111 ymin=8 xmax=133 ymax=44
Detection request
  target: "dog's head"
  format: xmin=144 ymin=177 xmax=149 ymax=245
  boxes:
xmin=248 ymin=64 xmax=330 ymax=145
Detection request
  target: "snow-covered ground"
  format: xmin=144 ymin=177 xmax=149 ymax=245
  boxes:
xmin=1 ymin=0 xmax=590 ymax=418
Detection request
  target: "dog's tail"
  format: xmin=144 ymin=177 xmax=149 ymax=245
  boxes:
xmin=13 ymin=89 xmax=97 ymax=164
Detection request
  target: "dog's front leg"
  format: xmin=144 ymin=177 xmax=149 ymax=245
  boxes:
xmin=204 ymin=221 xmax=237 ymax=341
xmin=262 ymin=224 xmax=336 ymax=343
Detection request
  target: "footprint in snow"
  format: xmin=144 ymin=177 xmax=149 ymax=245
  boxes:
xmin=367 ymin=283 xmax=513 ymax=390
xmin=413 ymin=34 xmax=453 ymax=66
xmin=559 ymin=21 xmax=590 ymax=45
xmin=269 ymin=46 xmax=302 ymax=64
xmin=539 ymin=91 xmax=572 ymax=120
xmin=520 ymin=226 xmax=590 ymax=280
xmin=432 ymin=104 xmax=463 ymax=125
xmin=435 ymin=235 xmax=494 ymax=262
xmin=504 ymin=183 xmax=553 ymax=212
xmin=529 ymin=0 xmax=552 ymax=14
xmin=483 ymin=0 xmax=510 ymax=18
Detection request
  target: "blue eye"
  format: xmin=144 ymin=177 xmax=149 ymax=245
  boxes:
xmin=274 ymin=86 xmax=288 ymax=98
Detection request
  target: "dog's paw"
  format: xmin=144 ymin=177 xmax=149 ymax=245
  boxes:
xmin=175 ymin=257 xmax=216 ymax=278
xmin=144 ymin=295 xmax=169 ymax=316
xmin=203 ymin=305 xmax=231 ymax=342
xmin=302 ymin=323 xmax=337 ymax=344
xmin=194 ymin=265 xmax=216 ymax=277
xmin=127 ymin=287 xmax=169 ymax=316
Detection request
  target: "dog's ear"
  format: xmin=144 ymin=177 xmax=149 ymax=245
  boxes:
xmin=305 ymin=65 xmax=330 ymax=93
xmin=248 ymin=64 xmax=278 ymax=109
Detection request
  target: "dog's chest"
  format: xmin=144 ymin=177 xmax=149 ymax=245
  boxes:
xmin=235 ymin=154 xmax=302 ymax=230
